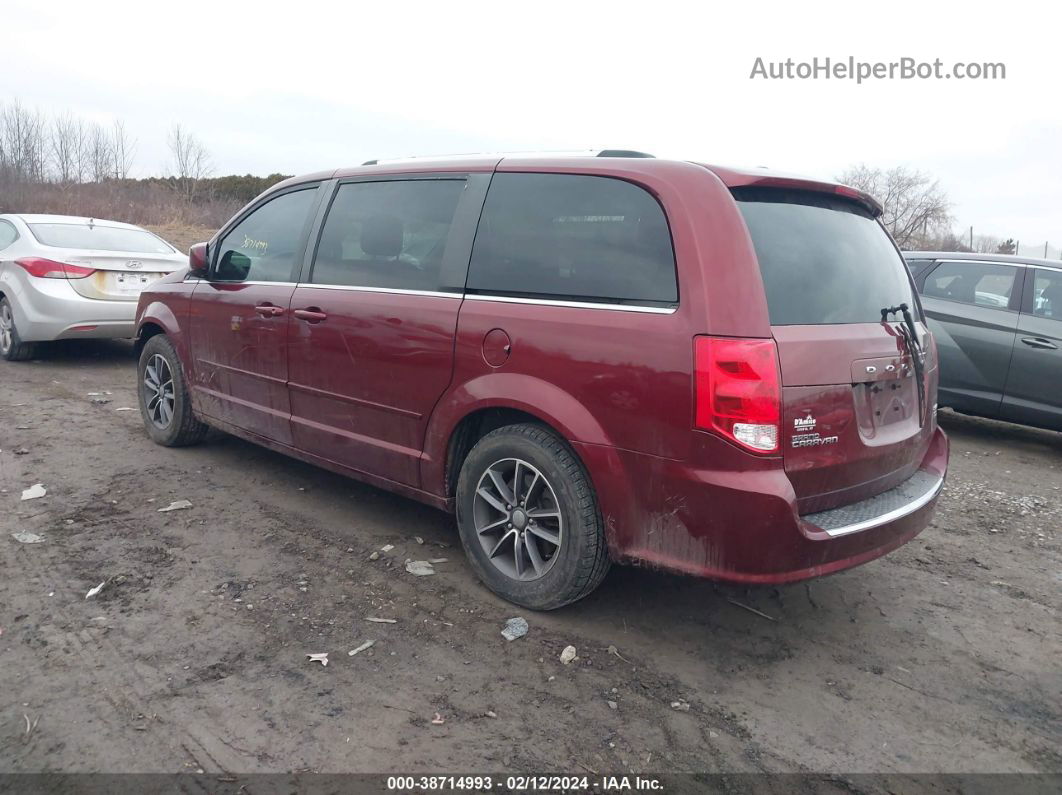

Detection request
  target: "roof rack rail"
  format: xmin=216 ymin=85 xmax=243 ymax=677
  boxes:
xmin=359 ymin=150 xmax=656 ymax=166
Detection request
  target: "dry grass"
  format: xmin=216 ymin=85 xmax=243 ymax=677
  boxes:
xmin=147 ymin=223 xmax=217 ymax=254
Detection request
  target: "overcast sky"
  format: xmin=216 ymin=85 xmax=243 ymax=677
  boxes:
xmin=2 ymin=0 xmax=1058 ymax=250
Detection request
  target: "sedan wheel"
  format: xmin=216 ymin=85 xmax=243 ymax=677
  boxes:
xmin=0 ymin=297 xmax=36 ymax=361
xmin=0 ymin=302 xmax=12 ymax=354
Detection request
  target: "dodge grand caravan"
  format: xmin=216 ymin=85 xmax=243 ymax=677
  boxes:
xmin=135 ymin=153 xmax=949 ymax=609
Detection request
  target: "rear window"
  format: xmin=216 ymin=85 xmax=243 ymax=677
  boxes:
xmin=467 ymin=173 xmax=677 ymax=305
xmin=734 ymin=188 xmax=915 ymax=325
xmin=29 ymin=223 xmax=174 ymax=254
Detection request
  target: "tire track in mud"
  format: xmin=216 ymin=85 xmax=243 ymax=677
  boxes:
xmin=3 ymin=489 xmax=261 ymax=777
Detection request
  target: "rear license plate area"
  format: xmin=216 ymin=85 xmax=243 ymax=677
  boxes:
xmin=111 ymin=272 xmax=157 ymax=294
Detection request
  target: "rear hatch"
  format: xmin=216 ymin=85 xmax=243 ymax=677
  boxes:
xmin=27 ymin=221 xmax=185 ymax=301
xmin=733 ymin=187 xmax=936 ymax=514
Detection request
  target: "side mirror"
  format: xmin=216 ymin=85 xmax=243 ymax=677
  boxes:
xmin=188 ymin=242 xmax=209 ymax=278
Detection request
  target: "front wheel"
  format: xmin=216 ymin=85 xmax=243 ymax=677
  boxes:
xmin=0 ymin=297 xmax=37 ymax=361
xmin=137 ymin=335 xmax=209 ymax=447
xmin=455 ymin=423 xmax=610 ymax=610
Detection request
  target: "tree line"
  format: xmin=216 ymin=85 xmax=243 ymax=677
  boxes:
xmin=0 ymin=99 xmax=1046 ymax=253
xmin=0 ymin=99 xmax=290 ymax=228
xmin=839 ymin=164 xmax=1030 ymax=255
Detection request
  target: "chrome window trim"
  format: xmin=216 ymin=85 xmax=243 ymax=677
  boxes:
xmin=298 ymin=283 xmax=461 ymax=299
xmin=206 ymin=280 xmax=299 ymax=287
xmin=464 ymin=293 xmax=677 ymax=314
xmin=929 ymin=259 xmax=1062 ymax=273
xmin=193 ymin=282 xmax=679 ymax=310
xmin=821 ymin=475 xmax=944 ymax=538
xmin=934 ymin=258 xmax=1024 ymax=268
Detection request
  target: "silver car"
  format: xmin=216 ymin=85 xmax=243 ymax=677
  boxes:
xmin=0 ymin=214 xmax=187 ymax=360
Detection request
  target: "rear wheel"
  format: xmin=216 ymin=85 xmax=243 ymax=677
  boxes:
xmin=456 ymin=423 xmax=610 ymax=610
xmin=0 ymin=297 xmax=37 ymax=361
xmin=138 ymin=335 xmax=208 ymax=447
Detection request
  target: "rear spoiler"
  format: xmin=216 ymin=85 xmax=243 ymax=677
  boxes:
xmin=700 ymin=165 xmax=883 ymax=218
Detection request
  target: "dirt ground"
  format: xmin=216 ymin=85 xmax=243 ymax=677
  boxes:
xmin=145 ymin=224 xmax=216 ymax=254
xmin=1 ymin=340 xmax=1060 ymax=785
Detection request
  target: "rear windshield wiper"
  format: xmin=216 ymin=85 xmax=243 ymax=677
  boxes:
xmin=881 ymin=303 xmax=927 ymax=427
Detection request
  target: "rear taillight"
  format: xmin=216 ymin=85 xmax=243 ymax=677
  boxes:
xmin=694 ymin=336 xmax=781 ymax=453
xmin=15 ymin=257 xmax=96 ymax=279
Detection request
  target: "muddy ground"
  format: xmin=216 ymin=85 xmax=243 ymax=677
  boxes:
xmin=1 ymin=340 xmax=1059 ymax=786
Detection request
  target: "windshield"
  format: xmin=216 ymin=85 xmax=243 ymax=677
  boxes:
xmin=734 ymin=188 xmax=915 ymax=325
xmin=29 ymin=223 xmax=175 ymax=254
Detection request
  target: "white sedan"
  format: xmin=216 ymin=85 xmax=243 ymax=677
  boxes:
xmin=0 ymin=214 xmax=187 ymax=360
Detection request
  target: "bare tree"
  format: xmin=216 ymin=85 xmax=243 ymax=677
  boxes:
xmin=167 ymin=123 xmax=213 ymax=199
xmin=838 ymin=164 xmax=952 ymax=248
xmin=71 ymin=119 xmax=88 ymax=184
xmin=87 ymin=122 xmax=113 ymax=182
xmin=111 ymin=120 xmax=136 ymax=179
xmin=0 ymin=100 xmax=47 ymax=183
xmin=974 ymin=234 xmax=1001 ymax=254
xmin=50 ymin=114 xmax=79 ymax=183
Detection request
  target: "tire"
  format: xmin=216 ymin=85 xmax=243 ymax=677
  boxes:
xmin=455 ymin=423 xmax=611 ymax=610
xmin=137 ymin=334 xmax=209 ymax=447
xmin=0 ymin=297 xmax=37 ymax=362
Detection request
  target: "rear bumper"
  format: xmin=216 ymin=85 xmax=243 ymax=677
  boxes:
xmin=576 ymin=425 xmax=949 ymax=584
xmin=4 ymin=276 xmax=137 ymax=341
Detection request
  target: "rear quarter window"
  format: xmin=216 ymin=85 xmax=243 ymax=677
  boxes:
xmin=904 ymin=258 xmax=936 ymax=280
xmin=0 ymin=219 xmax=18 ymax=250
xmin=467 ymin=173 xmax=677 ymax=305
xmin=734 ymin=188 xmax=915 ymax=325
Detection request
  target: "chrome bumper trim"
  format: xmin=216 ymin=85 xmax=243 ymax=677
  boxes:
xmin=803 ymin=472 xmax=944 ymax=538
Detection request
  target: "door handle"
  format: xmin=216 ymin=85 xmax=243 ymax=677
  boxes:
xmin=254 ymin=304 xmax=285 ymax=317
xmin=293 ymin=308 xmax=328 ymax=323
xmin=1021 ymin=336 xmax=1058 ymax=350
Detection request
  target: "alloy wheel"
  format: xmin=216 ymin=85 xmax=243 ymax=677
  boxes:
xmin=472 ymin=457 xmax=563 ymax=581
xmin=143 ymin=353 xmax=175 ymax=429
xmin=0 ymin=303 xmax=12 ymax=354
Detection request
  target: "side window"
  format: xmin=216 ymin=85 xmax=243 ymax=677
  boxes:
xmin=0 ymin=220 xmax=18 ymax=250
xmin=922 ymin=261 xmax=1017 ymax=309
xmin=467 ymin=173 xmax=677 ymax=305
xmin=905 ymin=258 xmax=934 ymax=279
xmin=1031 ymin=269 xmax=1062 ymax=319
xmin=214 ymin=188 xmax=317 ymax=282
xmin=311 ymin=179 xmax=465 ymax=291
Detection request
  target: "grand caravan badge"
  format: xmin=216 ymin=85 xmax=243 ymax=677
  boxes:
xmin=792 ymin=412 xmax=838 ymax=448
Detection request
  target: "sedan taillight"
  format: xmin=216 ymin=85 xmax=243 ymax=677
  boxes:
xmin=15 ymin=257 xmax=96 ymax=279
xmin=694 ymin=336 xmax=782 ymax=453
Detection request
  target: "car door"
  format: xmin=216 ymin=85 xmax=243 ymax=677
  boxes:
xmin=919 ymin=259 xmax=1023 ymax=418
xmin=189 ymin=184 xmax=322 ymax=445
xmin=286 ymin=174 xmax=489 ymax=487
xmin=1000 ymin=265 xmax=1062 ymax=430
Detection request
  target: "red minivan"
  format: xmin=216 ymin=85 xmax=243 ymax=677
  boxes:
xmin=135 ymin=153 xmax=948 ymax=609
